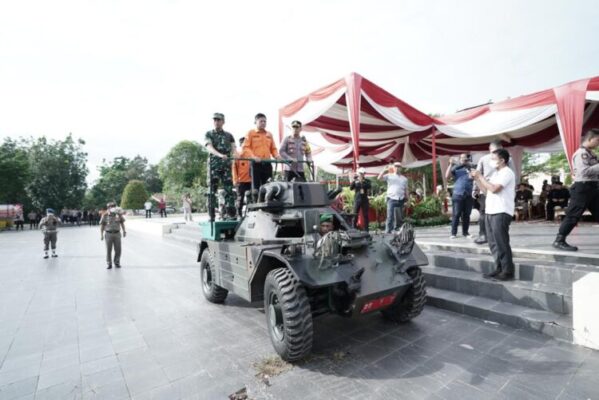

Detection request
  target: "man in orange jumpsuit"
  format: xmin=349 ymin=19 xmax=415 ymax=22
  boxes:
xmin=233 ymin=137 xmax=252 ymax=217
xmin=242 ymin=113 xmax=280 ymax=190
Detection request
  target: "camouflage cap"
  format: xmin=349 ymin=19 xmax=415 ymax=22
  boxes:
xmin=213 ymin=112 xmax=225 ymax=120
xmin=320 ymin=213 xmax=334 ymax=223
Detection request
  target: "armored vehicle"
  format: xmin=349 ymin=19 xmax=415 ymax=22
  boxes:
xmin=197 ymin=166 xmax=428 ymax=361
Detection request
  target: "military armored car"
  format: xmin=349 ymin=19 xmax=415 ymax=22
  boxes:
xmin=198 ymin=178 xmax=428 ymax=361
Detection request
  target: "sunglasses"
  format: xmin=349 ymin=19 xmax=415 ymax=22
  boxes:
xmin=292 ymin=125 xmax=301 ymax=128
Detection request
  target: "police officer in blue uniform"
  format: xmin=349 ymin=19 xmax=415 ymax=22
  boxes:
xmin=553 ymin=128 xmax=599 ymax=251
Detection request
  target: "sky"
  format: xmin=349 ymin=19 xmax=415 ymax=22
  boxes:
xmin=1 ymin=0 xmax=598 ymax=183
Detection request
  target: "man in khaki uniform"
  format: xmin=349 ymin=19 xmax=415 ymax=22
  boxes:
xmin=39 ymin=208 xmax=61 ymax=258
xmin=100 ymin=202 xmax=127 ymax=269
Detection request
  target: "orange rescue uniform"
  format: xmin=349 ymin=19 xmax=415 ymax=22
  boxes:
xmin=233 ymin=149 xmax=252 ymax=184
xmin=242 ymin=129 xmax=279 ymax=160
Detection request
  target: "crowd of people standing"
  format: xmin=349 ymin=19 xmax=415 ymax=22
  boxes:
xmin=9 ymin=208 xmax=105 ymax=231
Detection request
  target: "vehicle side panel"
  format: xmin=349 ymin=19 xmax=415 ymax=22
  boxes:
xmin=206 ymin=240 xmax=252 ymax=301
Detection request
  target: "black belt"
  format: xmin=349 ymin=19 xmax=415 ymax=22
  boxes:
xmin=105 ymin=230 xmax=120 ymax=233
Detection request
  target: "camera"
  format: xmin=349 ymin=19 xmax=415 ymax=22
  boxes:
xmin=460 ymin=154 xmax=474 ymax=171
xmin=464 ymin=163 xmax=475 ymax=172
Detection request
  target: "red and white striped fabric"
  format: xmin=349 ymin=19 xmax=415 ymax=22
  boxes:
xmin=278 ymin=73 xmax=435 ymax=173
xmin=279 ymin=73 xmax=599 ymax=174
xmin=431 ymin=76 xmax=599 ymax=169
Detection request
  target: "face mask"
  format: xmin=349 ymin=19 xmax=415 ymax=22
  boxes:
xmin=109 ymin=207 xmax=117 ymax=214
xmin=489 ymin=160 xmax=499 ymax=169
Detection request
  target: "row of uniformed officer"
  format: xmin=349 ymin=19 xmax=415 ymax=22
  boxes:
xmin=553 ymin=128 xmax=599 ymax=251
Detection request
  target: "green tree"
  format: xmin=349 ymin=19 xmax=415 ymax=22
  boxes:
xmin=86 ymin=155 xmax=164 ymax=208
xmin=543 ymin=153 xmax=570 ymax=174
xmin=121 ymin=180 xmax=149 ymax=210
xmin=143 ymin=164 xmax=163 ymax=194
xmin=521 ymin=153 xmax=545 ymax=180
xmin=159 ymin=141 xmax=207 ymax=190
xmin=0 ymin=138 xmax=31 ymax=207
xmin=521 ymin=152 xmax=570 ymax=182
xmin=26 ymin=134 xmax=88 ymax=211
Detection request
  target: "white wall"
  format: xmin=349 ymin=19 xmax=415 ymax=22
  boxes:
xmin=573 ymin=272 xmax=599 ymax=350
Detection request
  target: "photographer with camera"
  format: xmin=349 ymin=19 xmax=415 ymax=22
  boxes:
xmin=446 ymin=153 xmax=475 ymax=239
xmin=349 ymin=167 xmax=371 ymax=232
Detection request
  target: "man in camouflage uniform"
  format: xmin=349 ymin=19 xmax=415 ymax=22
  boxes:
xmin=39 ymin=208 xmax=61 ymax=258
xmin=205 ymin=112 xmax=237 ymax=220
xmin=100 ymin=201 xmax=127 ymax=269
xmin=553 ymin=128 xmax=599 ymax=251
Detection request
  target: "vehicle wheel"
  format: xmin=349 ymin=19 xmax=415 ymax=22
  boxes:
xmin=381 ymin=267 xmax=427 ymax=323
xmin=200 ymin=250 xmax=228 ymax=304
xmin=264 ymin=268 xmax=313 ymax=362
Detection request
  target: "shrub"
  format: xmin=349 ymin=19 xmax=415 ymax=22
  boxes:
xmin=411 ymin=196 xmax=443 ymax=219
xmin=340 ymin=187 xmax=355 ymax=213
xmin=370 ymin=193 xmax=387 ymax=228
xmin=121 ymin=180 xmax=149 ymax=210
xmin=406 ymin=215 xmax=450 ymax=227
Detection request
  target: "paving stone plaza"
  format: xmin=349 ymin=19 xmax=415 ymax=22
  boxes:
xmin=1 ymin=219 xmax=598 ymax=399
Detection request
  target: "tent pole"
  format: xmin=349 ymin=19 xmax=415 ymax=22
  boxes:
xmin=432 ymin=127 xmax=437 ymax=194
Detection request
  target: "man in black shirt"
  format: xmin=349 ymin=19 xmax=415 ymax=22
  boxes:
xmin=515 ymin=183 xmax=533 ymax=202
xmin=515 ymin=183 xmax=533 ymax=220
xmin=546 ymin=181 xmax=570 ymax=221
xmin=349 ymin=167 xmax=371 ymax=232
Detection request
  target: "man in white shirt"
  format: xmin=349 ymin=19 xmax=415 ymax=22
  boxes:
xmin=470 ymin=148 xmax=516 ymax=281
xmin=473 ymin=140 xmax=516 ymax=244
xmin=144 ymin=199 xmax=152 ymax=219
xmin=378 ymin=162 xmax=408 ymax=233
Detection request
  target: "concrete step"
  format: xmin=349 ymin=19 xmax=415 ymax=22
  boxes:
xmin=417 ymin=241 xmax=599 ymax=267
xmin=172 ymin=223 xmax=202 ymax=234
xmin=164 ymin=230 xmax=201 ymax=247
xmin=427 ymin=251 xmax=596 ymax=287
xmin=426 ymin=287 xmax=573 ymax=342
xmin=422 ymin=265 xmax=572 ymax=315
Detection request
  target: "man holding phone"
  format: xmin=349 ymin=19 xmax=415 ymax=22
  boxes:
xmin=378 ymin=162 xmax=408 ymax=233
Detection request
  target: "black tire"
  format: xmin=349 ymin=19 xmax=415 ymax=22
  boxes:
xmin=200 ymin=250 xmax=228 ymax=304
xmin=381 ymin=267 xmax=427 ymax=323
xmin=264 ymin=268 xmax=313 ymax=362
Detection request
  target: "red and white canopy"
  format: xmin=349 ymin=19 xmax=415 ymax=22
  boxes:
xmin=279 ymin=73 xmax=599 ymax=176
xmin=278 ymin=73 xmax=435 ymax=174
xmin=430 ymin=76 xmax=599 ymax=169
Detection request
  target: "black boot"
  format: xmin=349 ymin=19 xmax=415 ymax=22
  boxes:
xmin=495 ymin=271 xmax=515 ymax=281
xmin=552 ymin=235 xmax=578 ymax=251
xmin=483 ymin=268 xmax=501 ymax=279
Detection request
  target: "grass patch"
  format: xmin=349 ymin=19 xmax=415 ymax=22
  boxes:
xmin=253 ymin=355 xmax=293 ymax=385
